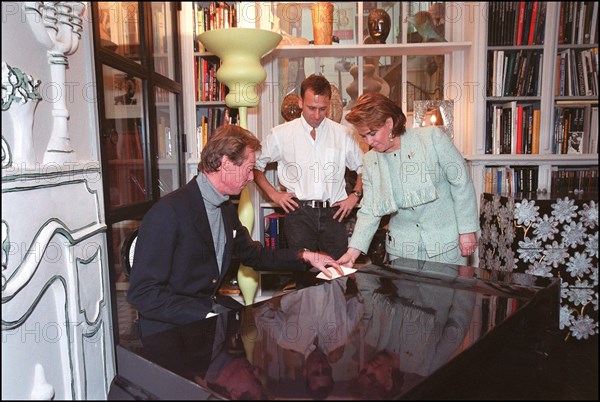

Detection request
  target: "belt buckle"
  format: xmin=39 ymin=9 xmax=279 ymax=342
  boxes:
xmin=305 ymin=200 xmax=328 ymax=208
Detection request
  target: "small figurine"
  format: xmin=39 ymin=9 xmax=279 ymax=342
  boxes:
xmin=367 ymin=9 xmax=391 ymax=44
xmin=407 ymin=11 xmax=446 ymax=42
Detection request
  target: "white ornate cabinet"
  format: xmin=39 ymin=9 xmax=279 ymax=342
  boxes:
xmin=2 ymin=165 xmax=116 ymax=399
xmin=2 ymin=2 xmax=115 ymax=399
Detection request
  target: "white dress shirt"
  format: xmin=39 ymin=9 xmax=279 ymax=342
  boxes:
xmin=256 ymin=115 xmax=363 ymax=204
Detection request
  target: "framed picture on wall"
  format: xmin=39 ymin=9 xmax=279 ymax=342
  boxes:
xmin=104 ymin=71 xmax=142 ymax=120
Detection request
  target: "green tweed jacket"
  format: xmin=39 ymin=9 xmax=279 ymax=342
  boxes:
xmin=349 ymin=126 xmax=480 ymax=261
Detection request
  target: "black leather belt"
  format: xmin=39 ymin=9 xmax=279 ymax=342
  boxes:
xmin=293 ymin=198 xmax=331 ymax=208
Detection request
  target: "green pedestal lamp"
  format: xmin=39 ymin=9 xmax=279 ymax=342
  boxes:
xmin=198 ymin=28 xmax=282 ymax=306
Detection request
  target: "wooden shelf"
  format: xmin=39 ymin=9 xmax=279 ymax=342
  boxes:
xmin=195 ymin=100 xmax=227 ymax=106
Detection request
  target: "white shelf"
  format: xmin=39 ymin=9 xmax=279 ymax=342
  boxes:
xmin=271 ymin=42 xmax=471 ymax=58
xmin=466 ymin=154 xmax=600 ymax=165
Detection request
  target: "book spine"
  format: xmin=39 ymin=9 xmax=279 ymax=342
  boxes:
xmin=528 ymin=2 xmax=539 ymax=45
xmin=515 ymin=2 xmax=526 ymax=46
xmin=534 ymin=2 xmax=547 ymax=45
xmin=485 ymin=105 xmax=494 ymax=154
xmin=269 ymin=216 xmax=278 ymax=249
xmin=532 ymin=108 xmax=541 ymax=154
xmin=521 ymin=2 xmax=533 ymax=45
xmin=516 ymin=105 xmax=523 ymax=154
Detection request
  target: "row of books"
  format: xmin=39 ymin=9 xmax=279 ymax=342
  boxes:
xmin=551 ymin=166 xmax=598 ymax=196
xmin=484 ymin=166 xmax=539 ymax=195
xmin=552 ymin=104 xmax=598 ymax=155
xmin=485 ymin=101 xmax=540 ymax=155
xmin=555 ymin=48 xmax=599 ymax=97
xmin=155 ymin=87 xmax=170 ymax=103
xmin=107 ymin=125 xmax=143 ymax=162
xmin=193 ymin=2 xmax=237 ymax=53
xmin=154 ymin=57 xmax=170 ymax=79
xmin=558 ymin=2 xmax=598 ymax=45
xmin=194 ymin=56 xmax=226 ymax=102
xmin=487 ymin=49 xmax=543 ymax=97
xmin=195 ymin=107 xmax=238 ymax=155
xmin=486 ymin=2 xmax=546 ymax=46
xmin=264 ymin=212 xmax=287 ymax=249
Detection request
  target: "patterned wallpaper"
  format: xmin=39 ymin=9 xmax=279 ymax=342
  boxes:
xmin=479 ymin=193 xmax=598 ymax=341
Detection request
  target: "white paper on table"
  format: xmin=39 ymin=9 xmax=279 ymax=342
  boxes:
xmin=316 ymin=266 xmax=357 ymax=280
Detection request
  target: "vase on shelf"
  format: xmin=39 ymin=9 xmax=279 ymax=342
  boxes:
xmin=198 ymin=28 xmax=282 ymax=305
xmin=345 ymin=64 xmax=390 ymax=107
xmin=310 ymin=2 xmax=334 ymax=45
xmin=281 ymin=93 xmax=302 ymax=122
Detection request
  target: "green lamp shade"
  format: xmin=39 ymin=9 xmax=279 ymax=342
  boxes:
xmin=198 ymin=28 xmax=282 ymax=108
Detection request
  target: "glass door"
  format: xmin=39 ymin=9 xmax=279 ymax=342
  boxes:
xmin=92 ymin=1 xmax=184 ymax=344
xmin=102 ymin=66 xmax=148 ymax=208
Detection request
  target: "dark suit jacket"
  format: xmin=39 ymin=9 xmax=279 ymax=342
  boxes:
xmin=128 ymin=178 xmax=307 ymax=337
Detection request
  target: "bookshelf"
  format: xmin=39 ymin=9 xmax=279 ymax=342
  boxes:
xmin=468 ymin=2 xmax=599 ymax=203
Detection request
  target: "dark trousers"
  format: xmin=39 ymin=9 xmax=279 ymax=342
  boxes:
xmin=284 ymin=206 xmax=348 ymax=287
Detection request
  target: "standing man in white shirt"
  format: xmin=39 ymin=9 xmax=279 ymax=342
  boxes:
xmin=254 ymin=75 xmax=364 ymax=286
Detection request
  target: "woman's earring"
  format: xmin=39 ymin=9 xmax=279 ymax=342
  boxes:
xmin=388 ymin=132 xmax=394 ymax=142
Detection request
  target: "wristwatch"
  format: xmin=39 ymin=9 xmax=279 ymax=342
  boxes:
xmin=352 ymin=190 xmax=362 ymax=199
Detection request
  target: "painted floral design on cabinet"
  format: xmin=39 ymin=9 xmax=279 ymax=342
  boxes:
xmin=479 ymin=193 xmax=598 ymax=341
xmin=1 ymin=62 xmax=42 ymax=167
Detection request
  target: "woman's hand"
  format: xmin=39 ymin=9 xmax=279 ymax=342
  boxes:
xmin=459 ymin=232 xmax=477 ymax=256
xmin=336 ymin=248 xmax=362 ymax=268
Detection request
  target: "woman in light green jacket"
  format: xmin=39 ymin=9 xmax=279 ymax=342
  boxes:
xmin=338 ymin=93 xmax=479 ymax=266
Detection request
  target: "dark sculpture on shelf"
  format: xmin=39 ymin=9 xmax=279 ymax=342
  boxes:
xmin=367 ymin=8 xmax=391 ymax=44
